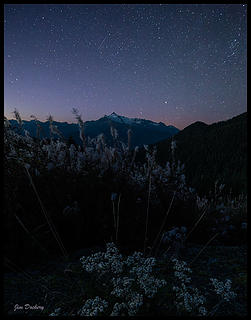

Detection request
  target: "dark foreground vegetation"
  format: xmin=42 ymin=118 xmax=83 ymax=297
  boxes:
xmin=4 ymin=110 xmax=247 ymax=316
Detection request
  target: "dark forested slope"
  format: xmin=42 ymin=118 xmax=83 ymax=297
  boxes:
xmin=155 ymin=112 xmax=247 ymax=195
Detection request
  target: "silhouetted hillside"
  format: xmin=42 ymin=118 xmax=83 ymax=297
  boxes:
xmin=155 ymin=113 xmax=247 ymax=195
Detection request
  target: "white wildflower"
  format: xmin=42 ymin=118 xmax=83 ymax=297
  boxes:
xmin=210 ymin=278 xmax=237 ymax=302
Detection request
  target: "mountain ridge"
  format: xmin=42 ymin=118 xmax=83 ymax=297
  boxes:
xmin=8 ymin=112 xmax=179 ymax=148
xmin=154 ymin=112 xmax=247 ymax=195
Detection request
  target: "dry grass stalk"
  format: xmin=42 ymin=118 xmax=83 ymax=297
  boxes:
xmin=24 ymin=166 xmax=68 ymax=260
xmin=189 ymin=233 xmax=219 ymax=266
xmin=144 ymin=174 xmax=152 ymax=256
xmin=72 ymin=108 xmax=86 ymax=151
xmin=15 ymin=214 xmax=49 ymax=256
xmin=115 ymin=194 xmax=121 ymax=243
xmin=112 ymin=200 xmax=117 ymax=231
xmin=151 ymin=191 xmax=176 ymax=256
xmin=185 ymin=205 xmax=208 ymax=242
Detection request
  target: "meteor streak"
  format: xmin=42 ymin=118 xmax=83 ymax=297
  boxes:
xmin=98 ymin=36 xmax=107 ymax=50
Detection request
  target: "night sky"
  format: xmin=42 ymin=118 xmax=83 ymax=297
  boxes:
xmin=4 ymin=4 xmax=247 ymax=129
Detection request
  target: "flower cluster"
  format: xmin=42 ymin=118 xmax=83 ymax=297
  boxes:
xmin=125 ymin=252 xmax=167 ymax=298
xmin=49 ymin=307 xmax=61 ymax=316
xmin=196 ymin=196 xmax=208 ymax=210
xmin=77 ymin=296 xmax=108 ymax=316
xmin=110 ymin=302 xmax=128 ymax=316
xmin=172 ymin=258 xmax=207 ymax=316
xmin=210 ymin=278 xmax=237 ymax=302
xmin=80 ymin=242 xmax=166 ymax=316
xmin=80 ymin=242 xmax=123 ymax=275
xmin=172 ymin=258 xmax=238 ymax=316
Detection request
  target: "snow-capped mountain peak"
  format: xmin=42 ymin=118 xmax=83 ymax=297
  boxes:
xmin=109 ymin=112 xmax=119 ymax=118
xmin=9 ymin=112 xmax=179 ymax=148
xmin=105 ymin=112 xmax=140 ymax=125
xmin=106 ymin=112 xmax=164 ymax=126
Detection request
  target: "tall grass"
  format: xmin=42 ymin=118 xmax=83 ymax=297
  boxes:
xmin=4 ymin=109 xmax=247 ymax=316
xmin=4 ymin=109 xmax=247 ymax=260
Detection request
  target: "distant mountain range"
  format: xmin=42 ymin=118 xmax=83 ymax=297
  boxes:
xmin=153 ymin=112 xmax=247 ymax=195
xmin=7 ymin=111 xmax=247 ymax=194
xmin=8 ymin=112 xmax=179 ymax=148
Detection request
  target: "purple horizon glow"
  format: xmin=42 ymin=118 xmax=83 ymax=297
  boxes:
xmin=4 ymin=4 xmax=247 ymax=129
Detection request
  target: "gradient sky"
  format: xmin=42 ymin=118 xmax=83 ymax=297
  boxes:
xmin=4 ymin=4 xmax=247 ymax=129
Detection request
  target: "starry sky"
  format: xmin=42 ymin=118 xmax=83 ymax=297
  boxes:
xmin=4 ymin=4 xmax=247 ymax=129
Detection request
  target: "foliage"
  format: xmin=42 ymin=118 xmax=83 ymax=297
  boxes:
xmin=4 ymin=108 xmax=247 ymax=296
xmin=47 ymin=243 xmax=237 ymax=316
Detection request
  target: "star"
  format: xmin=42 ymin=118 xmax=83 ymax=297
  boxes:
xmin=4 ymin=4 xmax=246 ymax=129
